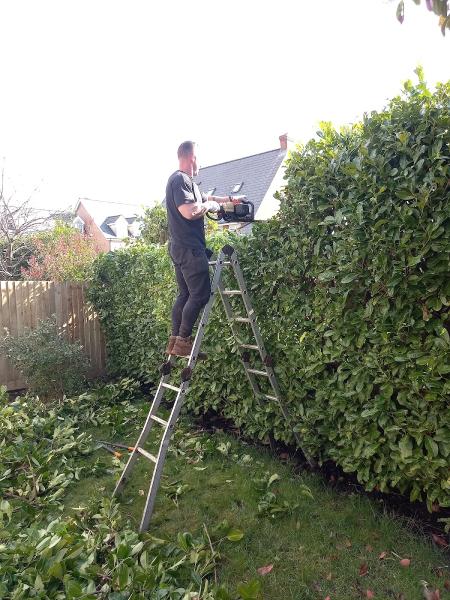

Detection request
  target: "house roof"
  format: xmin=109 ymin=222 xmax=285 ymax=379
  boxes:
xmin=75 ymin=198 xmax=146 ymax=239
xmin=194 ymin=147 xmax=287 ymax=217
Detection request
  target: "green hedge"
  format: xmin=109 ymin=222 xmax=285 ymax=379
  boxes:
xmin=88 ymin=77 xmax=450 ymax=509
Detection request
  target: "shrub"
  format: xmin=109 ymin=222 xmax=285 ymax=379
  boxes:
xmin=21 ymin=221 xmax=99 ymax=282
xmin=0 ymin=317 xmax=90 ymax=398
xmin=87 ymin=76 xmax=450 ymax=509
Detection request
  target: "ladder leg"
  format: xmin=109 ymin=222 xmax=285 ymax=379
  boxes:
xmin=113 ymin=359 xmax=173 ymax=496
xmin=139 ymin=254 xmax=226 ymax=531
xmin=218 ymin=280 xmax=262 ymax=398
xmin=228 ymin=250 xmax=316 ymax=468
xmin=139 ymin=386 xmax=187 ymax=532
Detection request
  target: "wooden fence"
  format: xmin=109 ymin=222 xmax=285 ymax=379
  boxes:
xmin=0 ymin=281 xmax=106 ymax=391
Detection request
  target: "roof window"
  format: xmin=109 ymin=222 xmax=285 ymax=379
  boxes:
xmin=232 ymin=182 xmax=243 ymax=193
xmin=206 ymin=188 xmax=216 ymax=196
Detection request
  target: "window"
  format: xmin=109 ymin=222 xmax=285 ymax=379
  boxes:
xmin=73 ymin=216 xmax=85 ymax=234
xmin=232 ymin=182 xmax=243 ymax=193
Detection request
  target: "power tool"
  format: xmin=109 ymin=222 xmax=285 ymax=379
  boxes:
xmin=207 ymin=197 xmax=255 ymax=223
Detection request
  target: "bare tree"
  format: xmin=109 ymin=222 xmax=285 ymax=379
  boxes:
xmin=0 ymin=170 xmax=63 ymax=279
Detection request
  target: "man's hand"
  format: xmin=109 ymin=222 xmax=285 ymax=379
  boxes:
xmin=191 ymin=200 xmax=221 ymax=217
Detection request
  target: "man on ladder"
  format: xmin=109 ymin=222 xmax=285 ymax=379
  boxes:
xmin=165 ymin=140 xmax=244 ymax=358
xmin=112 ymin=141 xmax=313 ymax=533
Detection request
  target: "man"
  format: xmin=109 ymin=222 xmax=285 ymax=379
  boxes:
xmin=165 ymin=140 xmax=243 ymax=358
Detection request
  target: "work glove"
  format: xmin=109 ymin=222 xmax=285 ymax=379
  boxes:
xmin=202 ymin=200 xmax=221 ymax=213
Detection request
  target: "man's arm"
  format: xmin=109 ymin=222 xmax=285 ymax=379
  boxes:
xmin=178 ymin=200 xmax=220 ymax=220
xmin=203 ymin=194 xmax=246 ymax=206
xmin=172 ymin=174 xmax=221 ymax=220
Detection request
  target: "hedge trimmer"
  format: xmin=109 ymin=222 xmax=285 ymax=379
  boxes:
xmin=207 ymin=196 xmax=255 ymax=223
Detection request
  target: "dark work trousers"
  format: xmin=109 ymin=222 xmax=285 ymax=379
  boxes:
xmin=169 ymin=242 xmax=212 ymax=338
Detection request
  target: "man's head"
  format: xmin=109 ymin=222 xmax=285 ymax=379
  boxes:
xmin=177 ymin=140 xmax=199 ymax=177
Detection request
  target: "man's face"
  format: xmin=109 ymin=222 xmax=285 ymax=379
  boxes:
xmin=192 ymin=150 xmax=199 ymax=177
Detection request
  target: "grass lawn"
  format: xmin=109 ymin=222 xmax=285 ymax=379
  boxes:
xmin=62 ymin=404 xmax=450 ymax=600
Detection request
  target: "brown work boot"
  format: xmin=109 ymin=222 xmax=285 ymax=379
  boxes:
xmin=165 ymin=335 xmax=177 ymax=355
xmin=171 ymin=336 xmax=208 ymax=360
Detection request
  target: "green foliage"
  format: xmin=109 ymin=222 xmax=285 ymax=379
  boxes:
xmin=0 ymin=497 xmax=228 ymax=599
xmin=22 ymin=221 xmax=99 ymax=282
xmin=0 ymin=392 xmax=247 ymax=599
xmin=140 ymin=204 xmax=169 ymax=245
xmin=0 ymin=317 xmax=89 ymax=398
xmin=87 ymin=78 xmax=450 ymax=510
xmin=0 ymin=395 xmax=93 ymax=513
xmin=86 ymin=230 xmax=232 ymax=382
xmin=139 ymin=203 xmax=221 ymax=247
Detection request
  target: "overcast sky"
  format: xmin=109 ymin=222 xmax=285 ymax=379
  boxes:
xmin=0 ymin=0 xmax=448 ymax=212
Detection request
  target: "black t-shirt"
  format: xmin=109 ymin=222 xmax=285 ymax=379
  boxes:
xmin=165 ymin=170 xmax=207 ymax=249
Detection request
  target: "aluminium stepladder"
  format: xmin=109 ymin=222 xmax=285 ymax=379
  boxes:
xmin=112 ymin=244 xmax=313 ymax=532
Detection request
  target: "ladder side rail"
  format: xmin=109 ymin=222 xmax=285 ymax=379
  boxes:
xmin=217 ymin=279 xmax=262 ymax=399
xmin=139 ymin=379 xmax=190 ymax=532
xmin=113 ymin=358 xmax=173 ymax=496
xmin=229 ymin=254 xmax=270 ymax=364
xmin=139 ymin=254 xmax=226 ymax=531
xmin=230 ymin=251 xmax=315 ymax=467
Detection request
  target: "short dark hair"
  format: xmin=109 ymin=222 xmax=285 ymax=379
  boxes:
xmin=177 ymin=140 xmax=196 ymax=159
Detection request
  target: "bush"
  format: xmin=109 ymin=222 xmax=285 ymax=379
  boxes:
xmin=87 ymin=76 xmax=450 ymax=509
xmin=21 ymin=221 xmax=99 ymax=282
xmin=0 ymin=317 xmax=90 ymax=398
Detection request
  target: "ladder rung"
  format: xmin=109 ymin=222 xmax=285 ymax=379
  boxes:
xmin=209 ymin=260 xmax=231 ymax=265
xmin=240 ymin=344 xmax=259 ymax=350
xmin=222 ymin=290 xmax=243 ymax=296
xmin=264 ymin=394 xmax=278 ymax=401
xmin=231 ymin=317 xmax=251 ymax=323
xmin=136 ymin=447 xmax=157 ymax=463
xmin=247 ymin=368 xmax=269 ymax=377
xmin=151 ymin=415 xmax=168 ymax=427
xmin=162 ymin=383 xmax=182 ymax=393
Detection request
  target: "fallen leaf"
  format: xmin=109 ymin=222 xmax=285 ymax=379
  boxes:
xmin=325 ymin=597 xmax=331 ymax=600
xmin=366 ymin=591 xmax=375 ymax=599
xmin=444 ymin=580 xmax=450 ymax=590
xmin=400 ymin=558 xmax=411 ymax=568
xmin=138 ymin=489 xmax=145 ymax=496
xmin=431 ymin=533 xmax=448 ymax=548
xmin=379 ymin=551 xmax=387 ymax=560
xmin=359 ymin=562 xmax=369 ymax=576
xmin=326 ymin=572 xmax=333 ymax=581
xmin=422 ymin=582 xmax=441 ymax=600
xmin=257 ymin=564 xmax=273 ymax=576
xmin=366 ymin=545 xmax=373 ymax=552
xmin=345 ymin=539 xmax=352 ymax=548
xmin=279 ymin=452 xmax=289 ymax=460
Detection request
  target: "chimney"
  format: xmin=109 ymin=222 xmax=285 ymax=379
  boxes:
xmin=279 ymin=133 xmax=293 ymax=151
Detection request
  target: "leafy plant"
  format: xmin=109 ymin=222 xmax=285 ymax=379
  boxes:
xmin=87 ymin=76 xmax=450 ymax=510
xmin=0 ymin=317 xmax=89 ymax=398
xmin=0 ymin=497 xmax=231 ymax=599
xmin=139 ymin=204 xmax=169 ymax=245
xmin=22 ymin=221 xmax=99 ymax=282
xmin=0 ymin=395 xmax=93 ymax=515
xmin=254 ymin=472 xmax=313 ymax=518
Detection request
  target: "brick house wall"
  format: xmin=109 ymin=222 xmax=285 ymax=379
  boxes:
xmin=76 ymin=202 xmax=111 ymax=253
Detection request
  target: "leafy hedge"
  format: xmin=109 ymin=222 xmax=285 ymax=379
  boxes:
xmin=88 ymin=77 xmax=450 ymax=509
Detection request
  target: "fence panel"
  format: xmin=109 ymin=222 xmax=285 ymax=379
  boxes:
xmin=0 ymin=281 xmax=106 ymax=391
